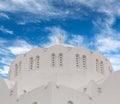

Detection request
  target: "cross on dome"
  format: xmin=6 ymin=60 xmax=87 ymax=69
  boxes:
xmin=58 ymin=35 xmax=64 ymax=44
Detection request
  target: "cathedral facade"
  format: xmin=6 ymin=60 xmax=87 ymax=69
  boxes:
xmin=0 ymin=42 xmax=120 ymax=104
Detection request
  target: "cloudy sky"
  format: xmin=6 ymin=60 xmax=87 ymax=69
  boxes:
xmin=0 ymin=0 xmax=120 ymax=78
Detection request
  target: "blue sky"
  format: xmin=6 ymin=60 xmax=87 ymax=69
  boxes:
xmin=0 ymin=0 xmax=120 ymax=78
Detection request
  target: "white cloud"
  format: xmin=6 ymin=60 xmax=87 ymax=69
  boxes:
xmin=104 ymin=54 xmax=120 ymax=72
xmin=0 ymin=66 xmax=9 ymax=78
xmin=0 ymin=65 xmax=9 ymax=78
xmin=92 ymin=10 xmax=120 ymax=53
xmin=0 ymin=57 xmax=13 ymax=65
xmin=67 ymin=35 xmax=84 ymax=46
xmin=96 ymin=36 xmax=120 ymax=53
xmin=93 ymin=35 xmax=120 ymax=72
xmin=0 ymin=0 xmax=63 ymax=19
xmin=0 ymin=38 xmax=7 ymax=45
xmin=0 ymin=13 xmax=9 ymax=19
xmin=0 ymin=0 xmax=119 ymax=22
xmin=42 ymin=27 xmax=67 ymax=47
xmin=0 ymin=0 xmax=119 ymax=24
xmin=0 ymin=66 xmax=9 ymax=76
xmin=0 ymin=39 xmax=38 ymax=78
xmin=42 ymin=26 xmax=85 ymax=47
xmin=0 ymin=38 xmax=14 ymax=58
xmin=0 ymin=39 xmax=11 ymax=56
xmin=71 ymin=0 xmax=120 ymax=16
xmin=93 ymin=15 xmax=120 ymax=72
xmin=46 ymin=27 xmax=67 ymax=37
xmin=0 ymin=26 xmax=14 ymax=35
xmin=93 ymin=16 xmax=115 ymax=30
xmin=8 ymin=46 xmax=31 ymax=55
xmin=17 ymin=21 xmax=27 ymax=25
xmin=8 ymin=40 xmax=37 ymax=55
xmin=93 ymin=31 xmax=120 ymax=72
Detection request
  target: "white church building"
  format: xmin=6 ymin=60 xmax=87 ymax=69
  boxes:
xmin=0 ymin=36 xmax=120 ymax=104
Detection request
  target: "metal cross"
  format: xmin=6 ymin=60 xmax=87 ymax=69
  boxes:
xmin=58 ymin=35 xmax=64 ymax=44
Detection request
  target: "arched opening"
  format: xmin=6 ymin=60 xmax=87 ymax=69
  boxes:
xmin=29 ymin=57 xmax=33 ymax=70
xmin=59 ymin=53 xmax=63 ymax=67
xmin=68 ymin=100 xmax=73 ymax=104
xmin=96 ymin=59 xmax=99 ymax=72
xmin=100 ymin=61 xmax=104 ymax=74
xmin=82 ymin=55 xmax=87 ymax=69
xmin=51 ymin=53 xmax=56 ymax=67
xmin=75 ymin=54 xmax=80 ymax=68
xmin=33 ymin=101 xmax=37 ymax=104
xmin=36 ymin=56 xmax=40 ymax=69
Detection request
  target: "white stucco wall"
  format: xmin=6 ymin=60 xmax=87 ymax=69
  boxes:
xmin=1 ymin=44 xmax=119 ymax=104
xmin=1 ymin=70 xmax=120 ymax=104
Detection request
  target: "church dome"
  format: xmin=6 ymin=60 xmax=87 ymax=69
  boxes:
xmin=8 ymin=43 xmax=113 ymax=96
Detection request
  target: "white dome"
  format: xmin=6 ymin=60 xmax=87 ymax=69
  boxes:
xmin=8 ymin=44 xmax=112 ymax=96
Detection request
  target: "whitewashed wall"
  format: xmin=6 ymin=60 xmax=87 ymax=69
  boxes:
xmin=0 ymin=44 xmax=117 ymax=104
